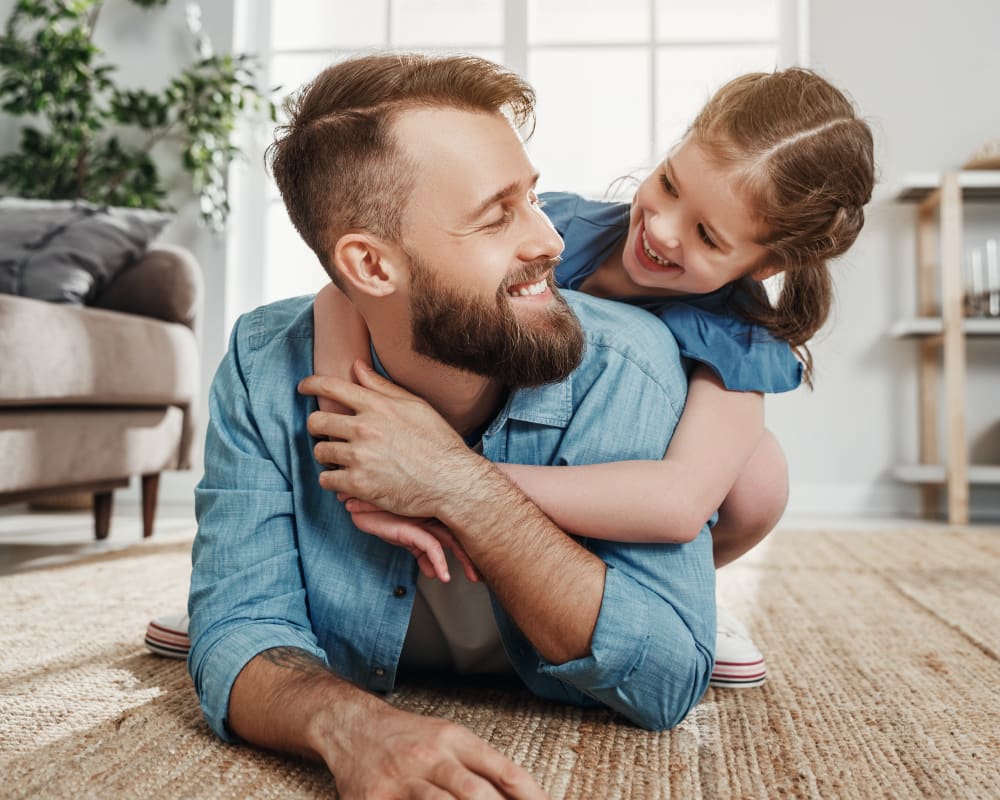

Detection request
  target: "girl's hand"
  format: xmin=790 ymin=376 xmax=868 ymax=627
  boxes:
xmin=341 ymin=495 xmax=480 ymax=583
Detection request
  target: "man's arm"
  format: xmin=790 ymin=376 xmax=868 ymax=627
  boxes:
xmin=191 ymin=317 xmax=545 ymax=798
xmin=302 ymin=363 xmax=604 ymax=665
xmin=230 ymin=647 xmax=540 ymax=799
xmin=301 ymin=331 xmax=715 ymax=731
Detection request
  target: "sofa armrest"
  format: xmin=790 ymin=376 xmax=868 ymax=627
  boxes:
xmin=94 ymin=244 xmax=203 ymax=329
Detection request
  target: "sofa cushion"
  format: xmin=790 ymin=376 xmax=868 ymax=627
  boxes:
xmin=0 ymin=407 xmax=184 ymax=494
xmin=94 ymin=245 xmax=202 ymax=328
xmin=0 ymin=198 xmax=171 ymax=305
xmin=0 ymin=294 xmax=198 ymax=407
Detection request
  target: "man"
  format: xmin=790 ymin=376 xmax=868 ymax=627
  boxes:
xmin=188 ymin=53 xmax=715 ymax=798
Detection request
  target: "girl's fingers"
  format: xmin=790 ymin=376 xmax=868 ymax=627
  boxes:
xmin=430 ymin=524 xmax=480 ymax=583
xmin=344 ymin=497 xmax=381 ymax=513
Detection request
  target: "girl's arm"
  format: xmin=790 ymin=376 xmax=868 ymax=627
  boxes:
xmin=312 ymin=283 xmax=372 ymax=414
xmin=499 ymin=365 xmax=765 ymax=543
xmin=315 ymin=291 xmax=762 ymax=549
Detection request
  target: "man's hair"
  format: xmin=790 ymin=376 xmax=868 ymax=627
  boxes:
xmin=266 ymin=53 xmax=536 ymax=287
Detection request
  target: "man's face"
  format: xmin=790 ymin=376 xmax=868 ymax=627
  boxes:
xmin=392 ymin=107 xmax=584 ymax=387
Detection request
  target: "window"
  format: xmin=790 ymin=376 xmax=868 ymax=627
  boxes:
xmin=229 ymin=0 xmax=803 ymax=315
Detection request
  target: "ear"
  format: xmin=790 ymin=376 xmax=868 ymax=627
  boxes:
xmin=749 ymin=263 xmax=783 ymax=282
xmin=332 ymin=233 xmax=402 ymax=298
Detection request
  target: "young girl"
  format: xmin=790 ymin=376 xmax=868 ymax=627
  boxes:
xmin=147 ymin=68 xmax=875 ymax=687
xmin=313 ymin=67 xmax=874 ymax=688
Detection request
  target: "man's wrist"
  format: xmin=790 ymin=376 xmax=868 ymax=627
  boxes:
xmin=302 ymin=673 xmax=386 ymax=770
xmin=435 ymin=456 xmax=526 ymax=533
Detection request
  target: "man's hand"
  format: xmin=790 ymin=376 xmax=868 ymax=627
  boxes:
xmin=299 ymin=362 xmax=485 ymax=519
xmin=327 ymin=703 xmax=547 ymax=799
xmin=341 ymin=495 xmax=480 ymax=583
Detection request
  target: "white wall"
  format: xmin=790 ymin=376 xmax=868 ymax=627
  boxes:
xmin=769 ymin=0 xmax=1000 ymax=519
xmin=2 ymin=1 xmax=999 ymax=519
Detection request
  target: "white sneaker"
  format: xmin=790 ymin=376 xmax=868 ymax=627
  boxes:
xmin=710 ymin=607 xmax=766 ymax=688
xmin=145 ymin=612 xmax=191 ymax=659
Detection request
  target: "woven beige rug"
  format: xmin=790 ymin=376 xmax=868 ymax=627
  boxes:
xmin=1 ymin=526 xmax=997 ymax=799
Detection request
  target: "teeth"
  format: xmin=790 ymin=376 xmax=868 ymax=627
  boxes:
xmin=642 ymin=231 xmax=673 ymax=267
xmin=508 ymin=277 xmax=548 ymax=297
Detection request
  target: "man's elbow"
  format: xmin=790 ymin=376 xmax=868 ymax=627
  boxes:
xmin=608 ymin=648 xmax=714 ymax=732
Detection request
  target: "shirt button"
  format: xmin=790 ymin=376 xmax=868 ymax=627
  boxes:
xmin=373 ymin=667 xmax=386 ymax=678
xmin=393 ymin=585 xmax=407 ymax=598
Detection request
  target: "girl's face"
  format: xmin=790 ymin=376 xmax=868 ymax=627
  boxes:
xmin=621 ymin=137 xmax=776 ymax=296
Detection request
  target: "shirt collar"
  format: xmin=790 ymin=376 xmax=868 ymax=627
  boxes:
xmin=489 ymin=378 xmax=574 ymax=433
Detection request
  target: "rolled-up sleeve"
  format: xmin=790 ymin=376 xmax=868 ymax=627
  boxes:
xmin=188 ymin=317 xmax=327 ymax=742
xmin=537 ymin=541 xmax=716 ymax=731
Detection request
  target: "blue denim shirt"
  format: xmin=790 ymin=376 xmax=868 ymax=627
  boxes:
xmin=188 ymin=290 xmax=716 ymax=738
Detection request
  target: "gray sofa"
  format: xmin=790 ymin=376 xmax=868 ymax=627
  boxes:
xmin=0 ymin=245 xmax=201 ymax=538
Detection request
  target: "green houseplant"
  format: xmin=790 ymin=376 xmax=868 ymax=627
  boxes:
xmin=0 ymin=0 xmax=275 ymax=230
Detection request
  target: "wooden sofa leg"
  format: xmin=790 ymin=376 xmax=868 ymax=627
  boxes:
xmin=94 ymin=492 xmax=113 ymax=540
xmin=141 ymin=473 xmax=160 ymax=539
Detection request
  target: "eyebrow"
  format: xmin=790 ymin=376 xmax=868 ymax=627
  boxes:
xmin=665 ymin=159 xmax=733 ymax=251
xmin=466 ymin=172 xmax=541 ymax=224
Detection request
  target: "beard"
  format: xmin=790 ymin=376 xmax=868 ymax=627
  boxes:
xmin=407 ymin=252 xmax=585 ymax=389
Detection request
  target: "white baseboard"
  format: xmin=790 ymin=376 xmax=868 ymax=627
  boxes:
xmin=786 ymin=481 xmax=1000 ymax=521
xmin=115 ymin=471 xmax=199 ymax=509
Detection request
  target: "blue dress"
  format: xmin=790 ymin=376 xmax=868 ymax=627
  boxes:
xmin=543 ymin=191 xmax=803 ymax=393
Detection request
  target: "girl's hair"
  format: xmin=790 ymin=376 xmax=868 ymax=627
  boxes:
xmin=688 ymin=68 xmax=875 ymax=386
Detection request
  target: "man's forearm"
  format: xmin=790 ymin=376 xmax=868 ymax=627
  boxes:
xmin=436 ymin=458 xmax=606 ymax=665
xmin=228 ymin=647 xmax=382 ymax=767
xmin=229 ymin=646 xmax=547 ymax=797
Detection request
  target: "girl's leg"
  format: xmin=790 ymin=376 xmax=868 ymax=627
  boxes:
xmin=708 ymin=430 xmax=786 ymax=689
xmin=712 ymin=429 xmax=788 ymax=569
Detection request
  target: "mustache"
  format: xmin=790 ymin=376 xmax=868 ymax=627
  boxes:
xmin=501 ymin=256 xmax=562 ymax=293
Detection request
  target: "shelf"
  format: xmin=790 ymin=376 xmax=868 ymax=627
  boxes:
xmin=893 ymin=464 xmax=1000 ymax=486
xmin=889 ymin=317 xmax=1000 ymax=337
xmin=896 ymin=170 xmax=1000 ymax=202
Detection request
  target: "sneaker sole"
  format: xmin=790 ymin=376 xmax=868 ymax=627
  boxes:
xmin=144 ymin=621 xmax=191 ymax=659
xmin=710 ymin=658 xmax=766 ymax=688
xmin=709 ymin=675 xmax=767 ymax=688
xmin=144 ymin=635 xmax=190 ymax=659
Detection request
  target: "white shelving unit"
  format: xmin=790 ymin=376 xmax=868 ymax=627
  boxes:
xmin=891 ymin=171 xmax=1000 ymax=523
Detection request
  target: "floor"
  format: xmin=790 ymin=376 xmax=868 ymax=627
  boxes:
xmin=0 ymin=501 xmax=197 ymax=576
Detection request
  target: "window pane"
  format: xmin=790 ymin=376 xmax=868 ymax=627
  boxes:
xmin=531 ymin=0 xmax=649 ymax=44
xmin=392 ymin=0 xmax=502 ymax=46
xmin=528 ymin=49 xmax=651 ymax=198
xmin=270 ymin=52 xmax=344 ymax=108
xmin=271 ymin=0 xmax=387 ymax=50
xmin=655 ymin=0 xmax=778 ymax=42
xmin=265 ymin=201 xmax=329 ymax=304
xmin=654 ymin=45 xmax=778 ymax=154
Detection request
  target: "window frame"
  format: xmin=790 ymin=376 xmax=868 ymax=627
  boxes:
xmin=226 ymin=0 xmax=808 ymax=323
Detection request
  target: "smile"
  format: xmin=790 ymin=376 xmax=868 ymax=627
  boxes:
xmin=507 ymin=277 xmax=549 ymax=297
xmin=642 ymin=230 xmax=679 ymax=269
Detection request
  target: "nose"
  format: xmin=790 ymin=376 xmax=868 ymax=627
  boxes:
xmin=647 ymin=209 xmax=682 ymax=253
xmin=519 ymin=204 xmax=565 ymax=263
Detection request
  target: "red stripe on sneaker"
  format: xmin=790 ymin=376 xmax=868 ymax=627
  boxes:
xmin=711 ymin=668 xmax=767 ymax=680
xmin=149 ymin=620 xmax=190 ymax=637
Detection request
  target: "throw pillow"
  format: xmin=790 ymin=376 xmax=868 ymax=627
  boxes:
xmin=0 ymin=197 xmax=172 ymax=305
